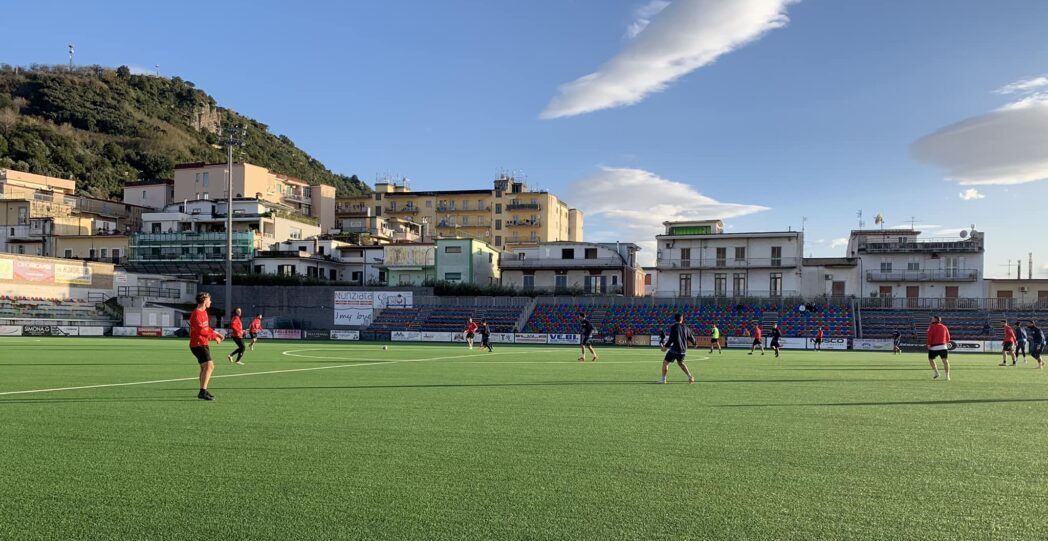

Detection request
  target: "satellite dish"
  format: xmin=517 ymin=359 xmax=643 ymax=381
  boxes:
xmin=959 ymin=230 xmax=968 ymax=239
xmin=798 ymin=304 xmax=806 ymax=312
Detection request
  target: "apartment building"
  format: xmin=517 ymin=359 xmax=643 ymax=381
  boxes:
xmin=846 ymin=228 xmax=985 ymax=301
xmin=501 ymin=241 xmax=644 ymax=296
xmin=173 ymin=162 xmax=337 ymax=232
xmin=654 ymin=220 xmax=804 ymax=298
xmin=335 ymin=175 xmax=583 ymax=250
xmin=127 ymin=198 xmax=322 ymax=274
xmin=1 ymin=168 xmax=146 ymax=258
xmin=123 ymin=179 xmax=174 ymax=210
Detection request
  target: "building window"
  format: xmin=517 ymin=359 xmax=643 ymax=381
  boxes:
xmin=907 ymin=258 xmax=920 ymax=271
xmin=585 ymin=248 xmax=598 ymax=259
xmin=462 ymin=216 xmax=469 ymax=226
xmin=523 ymin=275 xmax=535 ymax=290
xmin=64 ymin=249 xmax=73 ymax=258
xmin=611 ymin=275 xmax=618 ymax=286
xmin=445 ymin=272 xmax=462 ymax=281
xmin=495 ymin=219 xmax=502 ymax=230
xmin=351 ymin=271 xmax=362 ymax=283
xmin=561 ymin=249 xmax=574 ymax=259
xmin=530 ymin=232 xmax=537 ymax=242
xmin=445 ymin=246 xmax=462 ymax=254
xmin=89 ymin=249 xmax=96 ymax=258
xmin=290 ymin=228 xmax=302 ymax=240
xmin=101 ymin=249 xmax=108 ymax=258
xmin=555 ymin=274 xmax=567 ymax=289
xmin=151 ymin=223 xmax=162 ymax=233
xmin=495 ymin=203 xmax=502 ymax=214
xmin=734 ymin=247 xmax=746 ymax=261
xmin=714 ymin=273 xmax=727 ymax=296
xmin=771 ymin=246 xmax=782 ymax=267
xmin=426 ymin=200 xmax=432 ymax=208
xmin=716 ymin=247 xmax=726 ymax=267
xmin=113 ymin=249 xmax=120 ymax=260
xmin=680 ymin=248 xmax=691 ymax=267
xmin=495 ymin=235 xmax=502 ymax=246
xmin=770 ymin=272 xmax=783 ymax=296
xmin=880 ymin=259 xmax=892 ymax=273
xmin=679 ymin=274 xmax=692 ymax=296
xmin=733 ymin=273 xmax=746 ymax=295
xmin=644 ymin=274 xmax=652 ymax=286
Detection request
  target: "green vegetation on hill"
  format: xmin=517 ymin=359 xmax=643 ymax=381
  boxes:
xmin=0 ymin=64 xmax=369 ymax=198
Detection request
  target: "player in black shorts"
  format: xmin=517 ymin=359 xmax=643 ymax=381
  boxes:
xmin=892 ymin=330 xmax=903 ymax=355
xmin=770 ymin=324 xmax=783 ymax=358
xmin=578 ymin=313 xmax=598 ymax=362
xmin=659 ymin=313 xmax=697 ymax=384
xmin=480 ymin=321 xmax=493 ymax=352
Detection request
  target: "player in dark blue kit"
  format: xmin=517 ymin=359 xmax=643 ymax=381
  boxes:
xmin=1015 ymin=322 xmax=1029 ymax=364
xmin=659 ymin=313 xmax=697 ymax=384
xmin=1027 ymin=321 xmax=1044 ymax=369
xmin=770 ymin=323 xmax=783 ymax=358
xmin=578 ymin=313 xmax=599 ymax=362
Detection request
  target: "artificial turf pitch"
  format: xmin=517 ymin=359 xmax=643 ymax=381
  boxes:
xmin=1 ymin=337 xmax=1046 ymax=540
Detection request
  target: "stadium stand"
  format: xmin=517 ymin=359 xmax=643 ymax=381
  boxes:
xmin=524 ymin=302 xmax=854 ymax=337
xmin=0 ymin=295 xmax=116 ymax=322
xmin=860 ymin=309 xmax=1048 ymax=340
xmin=367 ymin=305 xmax=525 ymax=333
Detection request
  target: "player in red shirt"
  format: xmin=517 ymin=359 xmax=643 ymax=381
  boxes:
xmin=249 ymin=313 xmax=263 ymax=351
xmin=464 ymin=318 xmax=478 ymax=350
xmin=927 ymin=315 xmax=951 ymax=381
xmin=999 ymin=320 xmax=1017 ymax=366
xmin=625 ymin=329 xmax=634 ymax=348
xmin=226 ymin=307 xmax=247 ymax=365
xmin=748 ymin=322 xmax=765 ymax=355
xmin=813 ymin=327 xmax=824 ymax=352
xmin=190 ymin=292 xmax=223 ymax=400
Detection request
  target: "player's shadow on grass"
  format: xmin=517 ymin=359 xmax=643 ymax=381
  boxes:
xmin=225 ymin=378 xmax=869 ymax=391
xmin=716 ymin=398 xmax=1048 ymax=408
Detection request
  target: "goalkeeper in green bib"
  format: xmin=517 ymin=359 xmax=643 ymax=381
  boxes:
xmin=709 ymin=323 xmax=723 ymax=354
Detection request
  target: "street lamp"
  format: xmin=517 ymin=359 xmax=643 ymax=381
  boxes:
xmin=221 ymin=122 xmax=246 ymax=323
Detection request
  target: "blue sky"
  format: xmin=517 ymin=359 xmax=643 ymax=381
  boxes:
xmin=6 ymin=0 xmax=1048 ymax=276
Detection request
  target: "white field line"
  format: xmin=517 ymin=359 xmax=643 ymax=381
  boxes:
xmin=0 ymin=350 xmax=556 ymax=397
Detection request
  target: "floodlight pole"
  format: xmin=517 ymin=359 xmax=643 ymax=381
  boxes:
xmin=225 ymin=140 xmax=233 ymax=323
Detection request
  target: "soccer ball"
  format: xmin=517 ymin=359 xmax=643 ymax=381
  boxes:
xmin=383 ymin=346 xmax=388 ymax=351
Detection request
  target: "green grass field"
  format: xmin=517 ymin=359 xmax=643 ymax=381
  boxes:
xmin=1 ymin=337 xmax=1046 ymax=540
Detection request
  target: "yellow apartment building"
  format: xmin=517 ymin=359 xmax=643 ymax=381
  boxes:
xmin=335 ymin=175 xmax=583 ymax=250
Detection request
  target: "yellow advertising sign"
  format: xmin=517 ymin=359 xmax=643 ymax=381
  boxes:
xmin=54 ymin=263 xmax=92 ymax=285
xmin=0 ymin=258 xmax=12 ymax=280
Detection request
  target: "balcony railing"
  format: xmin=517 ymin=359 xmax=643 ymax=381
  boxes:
xmin=507 ymin=202 xmax=540 ymax=211
xmin=335 ymin=205 xmax=370 ymax=216
xmin=505 ymin=220 xmax=541 ymax=228
xmin=858 ymin=238 xmax=983 ymax=253
xmin=501 ymin=257 xmax=625 ymax=270
xmin=656 ymin=257 xmax=800 ymax=269
xmin=866 ymin=269 xmax=979 ymax=282
xmin=437 ymin=221 xmax=489 ymax=228
xmin=386 ymin=206 xmax=420 ymax=214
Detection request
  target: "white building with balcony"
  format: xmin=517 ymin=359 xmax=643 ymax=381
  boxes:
xmin=846 ymin=228 xmax=985 ymax=302
xmin=654 ymin=220 xmax=803 ymax=298
xmin=500 ymin=241 xmax=644 ymax=296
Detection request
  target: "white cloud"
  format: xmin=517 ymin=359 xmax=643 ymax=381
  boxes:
xmin=829 ymin=238 xmax=848 ymax=249
xmin=912 ymin=79 xmax=1048 ymax=186
xmin=625 ymin=0 xmax=671 ymax=39
xmin=995 ymin=76 xmax=1048 ymax=95
xmin=959 ymin=188 xmax=985 ymax=200
xmin=540 ymin=0 xmax=797 ymax=119
xmin=567 ymin=166 xmax=768 ymax=265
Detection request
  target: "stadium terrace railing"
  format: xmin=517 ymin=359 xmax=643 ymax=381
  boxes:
xmin=656 ymin=257 xmax=801 ymax=269
xmin=117 ymin=286 xmax=181 ymax=299
xmin=532 ymin=292 xmax=839 ymax=307
xmin=412 ymin=296 xmax=533 ymax=307
xmin=859 ymin=297 xmax=1048 ymax=311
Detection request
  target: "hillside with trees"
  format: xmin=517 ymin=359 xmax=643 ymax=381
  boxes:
xmin=0 ymin=64 xmax=369 ymax=198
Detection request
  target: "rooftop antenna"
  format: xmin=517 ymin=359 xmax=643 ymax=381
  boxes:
xmin=801 ymin=216 xmax=807 ymax=233
xmin=857 ymin=210 xmax=864 ymax=230
xmin=155 ymin=64 xmax=160 ymax=77
xmin=68 ymin=43 xmax=74 ymax=70
xmin=1030 ymin=252 xmax=1034 ymax=280
xmin=1001 ymin=260 xmax=1012 ymax=279
xmin=907 ymin=216 xmax=920 ymax=230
